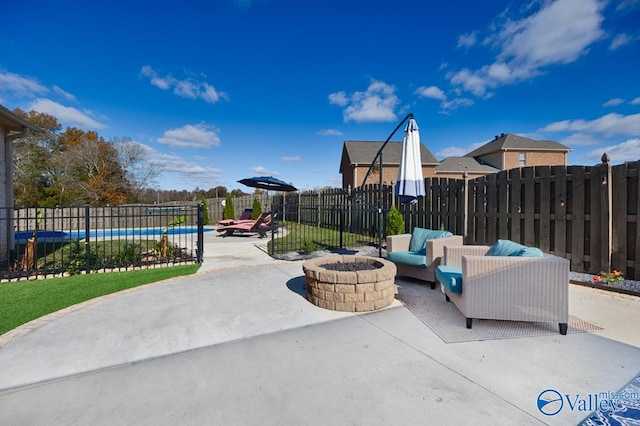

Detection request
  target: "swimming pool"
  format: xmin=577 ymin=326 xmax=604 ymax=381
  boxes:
xmin=15 ymin=227 xmax=208 ymax=243
xmin=14 ymin=230 xmax=70 ymax=244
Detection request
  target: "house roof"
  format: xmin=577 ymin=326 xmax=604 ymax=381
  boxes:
xmin=340 ymin=140 xmax=439 ymax=173
xmin=0 ymin=104 xmax=38 ymax=133
xmin=435 ymin=157 xmax=500 ymax=174
xmin=464 ymin=133 xmax=570 ymax=158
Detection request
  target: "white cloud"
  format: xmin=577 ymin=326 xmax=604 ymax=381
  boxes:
xmin=281 ymin=156 xmax=301 ymax=162
xmin=630 ymin=97 xmax=640 ymax=105
xmin=328 ymin=91 xmax=348 ymax=107
xmin=250 ymin=166 xmax=279 ymax=176
xmin=603 ymin=98 xmax=625 ymax=107
xmin=151 ymin=77 xmax=172 ymax=90
xmin=559 ymin=133 xmax=601 ymax=146
xmin=0 ymin=70 xmax=48 ymax=98
xmin=610 ymin=33 xmax=633 ymax=50
xmin=29 ymin=98 xmax=107 ymax=129
xmin=52 ymin=85 xmax=77 ymax=102
xmin=316 ymin=128 xmax=343 ymax=136
xmin=457 ymin=32 xmax=477 ymax=48
xmin=496 ymin=0 xmax=604 ymax=66
xmin=415 ymin=86 xmax=446 ymax=100
xmin=435 ymin=147 xmax=468 ymax=158
xmin=586 ymin=138 xmax=640 ymax=162
xmin=157 ymin=124 xmax=222 ymax=148
xmin=141 ymin=145 xmax=223 ymax=189
xmin=539 ymin=112 xmax=640 ymax=137
xmin=449 ymin=0 xmax=605 ymax=97
xmin=413 ymin=83 xmax=473 ymax=112
xmin=140 ymin=64 xmax=173 ymax=90
xmin=441 ymin=97 xmax=474 ymax=111
xmin=140 ymin=65 xmax=229 ymax=104
xmin=329 ymin=79 xmax=399 ymax=123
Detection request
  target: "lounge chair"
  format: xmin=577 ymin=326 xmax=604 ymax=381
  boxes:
xmin=217 ymin=208 xmax=253 ymax=226
xmin=216 ymin=212 xmax=274 ymax=238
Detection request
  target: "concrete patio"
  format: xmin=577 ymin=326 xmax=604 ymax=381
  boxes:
xmin=1 ymin=227 xmax=639 ymax=425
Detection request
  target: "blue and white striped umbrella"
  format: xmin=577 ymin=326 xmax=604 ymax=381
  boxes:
xmin=395 ymin=118 xmax=425 ymax=204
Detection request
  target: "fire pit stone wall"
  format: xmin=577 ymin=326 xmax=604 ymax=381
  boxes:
xmin=302 ymin=255 xmax=397 ymax=312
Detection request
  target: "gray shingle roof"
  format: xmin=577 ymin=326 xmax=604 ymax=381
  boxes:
xmin=435 ymin=157 xmax=500 ymax=174
xmin=342 ymin=140 xmax=439 ymax=167
xmin=464 ymin=133 xmax=570 ymax=158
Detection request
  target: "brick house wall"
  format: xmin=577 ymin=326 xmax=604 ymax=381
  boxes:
xmin=350 ymin=165 xmax=436 ymax=188
xmin=503 ymin=151 xmax=567 ymax=169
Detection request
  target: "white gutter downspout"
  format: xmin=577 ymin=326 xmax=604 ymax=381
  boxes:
xmin=5 ymin=127 xmax=31 ymax=259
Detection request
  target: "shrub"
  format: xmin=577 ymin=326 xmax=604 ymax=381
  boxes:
xmin=201 ymin=199 xmax=210 ymax=225
xmin=251 ymin=197 xmax=263 ymax=220
xmin=300 ymin=237 xmax=316 ymax=254
xmin=63 ymin=239 xmax=100 ymax=275
xmin=223 ymin=194 xmax=235 ymax=220
xmin=114 ymin=242 xmax=142 ymax=265
xmin=386 ymin=206 xmax=405 ymax=236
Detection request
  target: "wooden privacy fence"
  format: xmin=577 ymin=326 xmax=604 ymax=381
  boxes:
xmin=204 ymin=194 xmax=271 ymax=223
xmin=396 ymin=156 xmax=640 ymax=280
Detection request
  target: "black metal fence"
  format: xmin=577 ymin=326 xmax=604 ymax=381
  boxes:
xmin=1 ymin=204 xmax=204 ymax=281
xmin=268 ymin=188 xmax=385 ymax=257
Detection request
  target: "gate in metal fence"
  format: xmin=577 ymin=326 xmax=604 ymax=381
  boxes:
xmin=1 ymin=204 xmax=204 ymax=281
xmin=268 ymin=200 xmax=385 ymax=258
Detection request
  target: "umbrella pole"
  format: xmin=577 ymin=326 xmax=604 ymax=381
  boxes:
xmin=353 ymin=112 xmax=414 ymax=257
xmin=378 ymin=151 xmax=383 ymax=257
xmin=357 ymin=112 xmax=413 ymax=192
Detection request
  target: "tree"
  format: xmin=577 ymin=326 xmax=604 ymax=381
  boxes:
xmin=205 ymin=186 xmax=227 ymax=199
xmin=201 ymin=199 xmax=210 ymax=225
xmin=113 ymin=137 xmax=159 ymax=201
xmin=11 ymin=109 xmax=64 ymax=206
xmin=11 ymin=109 xmax=140 ymax=206
xmin=223 ymin=194 xmax=235 ymax=220
xmin=251 ymin=197 xmax=263 ymax=220
xmin=59 ymin=128 xmax=131 ymax=205
xmin=230 ymin=189 xmax=246 ymax=198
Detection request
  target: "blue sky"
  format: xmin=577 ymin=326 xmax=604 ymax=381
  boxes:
xmin=1 ymin=0 xmax=639 ymax=192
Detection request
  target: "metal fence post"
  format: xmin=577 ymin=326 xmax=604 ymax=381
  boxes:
xmin=600 ymin=153 xmax=612 ymax=272
xmin=197 ymin=203 xmax=204 ymax=263
xmin=378 ymin=152 xmax=384 ymax=258
xmin=84 ymin=205 xmax=91 ymax=274
xmin=339 ymin=207 xmax=344 ymax=249
xmin=463 ymin=171 xmax=469 ymax=243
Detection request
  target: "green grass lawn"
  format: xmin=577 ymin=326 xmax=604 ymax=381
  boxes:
xmin=0 ymin=264 xmax=200 ymax=335
xmin=268 ymin=221 xmax=375 ymax=255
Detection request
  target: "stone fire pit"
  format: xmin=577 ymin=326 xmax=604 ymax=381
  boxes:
xmin=302 ymin=255 xmax=397 ymax=312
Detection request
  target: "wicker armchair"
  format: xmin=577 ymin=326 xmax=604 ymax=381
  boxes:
xmin=386 ymin=230 xmax=463 ymax=289
xmin=438 ymin=244 xmax=570 ymax=334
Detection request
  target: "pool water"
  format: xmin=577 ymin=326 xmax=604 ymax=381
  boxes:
xmin=15 ymin=227 xmax=207 ymax=243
